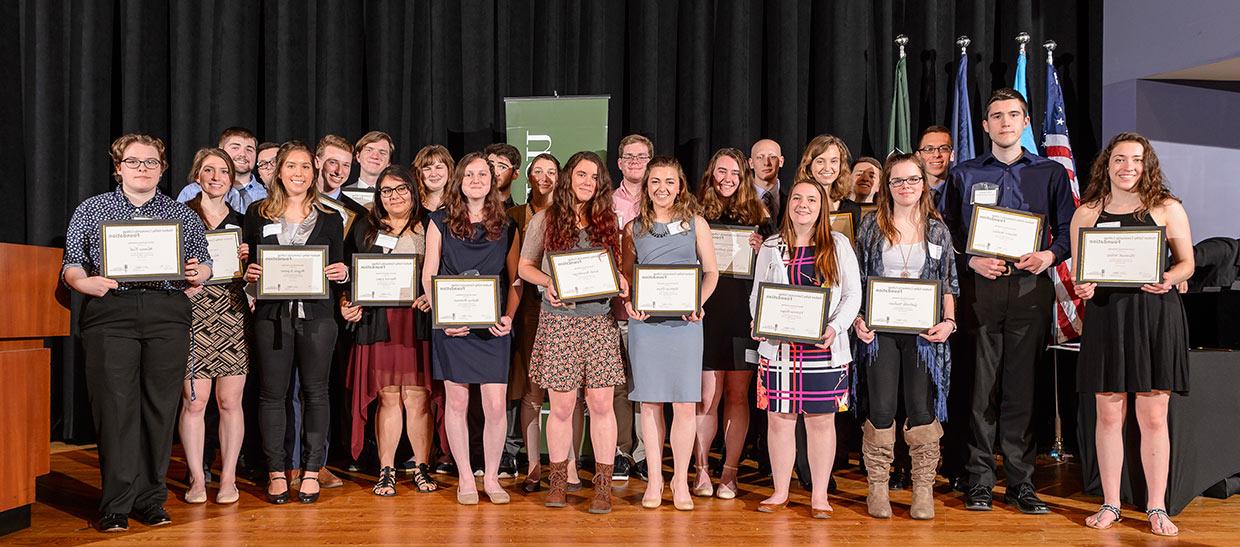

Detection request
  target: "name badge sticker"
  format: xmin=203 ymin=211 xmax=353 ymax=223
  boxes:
xmin=1096 ymin=221 xmax=1121 ymax=228
xmin=666 ymin=221 xmax=688 ymax=236
xmin=375 ymin=233 xmax=398 ymax=249
xmin=971 ymin=184 xmax=999 ymax=206
xmin=263 ymin=224 xmax=281 ymax=238
xmin=927 ymin=242 xmax=943 ymax=257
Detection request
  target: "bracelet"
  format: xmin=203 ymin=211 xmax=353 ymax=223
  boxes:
xmin=944 ymin=318 xmax=957 ymax=332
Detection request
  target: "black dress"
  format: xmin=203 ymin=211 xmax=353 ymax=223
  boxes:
xmin=429 ymin=209 xmax=516 ymax=384
xmin=702 ymin=212 xmax=770 ymax=371
xmin=1077 ymin=210 xmax=1189 ymax=393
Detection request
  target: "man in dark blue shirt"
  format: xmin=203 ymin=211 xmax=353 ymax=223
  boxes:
xmin=939 ymin=88 xmax=1076 ymax=515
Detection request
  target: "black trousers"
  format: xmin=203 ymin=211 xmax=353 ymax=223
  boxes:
xmin=966 ymin=272 xmax=1053 ymax=488
xmin=868 ymin=333 xmax=936 ymax=430
xmin=81 ymin=290 xmax=192 ymax=515
xmin=254 ymin=315 xmax=337 ymax=473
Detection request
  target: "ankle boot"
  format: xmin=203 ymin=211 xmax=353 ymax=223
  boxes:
xmin=545 ymin=459 xmax=569 ymax=508
xmin=861 ymin=420 xmax=896 ymax=518
xmin=589 ymin=463 xmax=614 ymax=514
xmin=905 ymin=420 xmax=944 ymax=520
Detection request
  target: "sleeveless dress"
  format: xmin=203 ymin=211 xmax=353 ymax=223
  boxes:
xmin=702 ymin=212 xmax=761 ymax=371
xmin=186 ymin=208 xmax=250 ymax=379
xmin=429 ymin=210 xmax=516 ymax=384
xmin=1077 ymin=210 xmax=1189 ymax=393
xmin=627 ymin=219 xmax=704 ymax=403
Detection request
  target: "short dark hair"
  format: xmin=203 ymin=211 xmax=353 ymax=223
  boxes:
xmin=483 ymin=143 xmax=521 ymax=170
xmin=920 ymin=125 xmax=951 ymax=141
xmin=986 ymin=88 xmax=1029 ymax=116
xmin=217 ymin=127 xmax=257 ymax=146
xmin=257 ymin=141 xmax=280 ymax=155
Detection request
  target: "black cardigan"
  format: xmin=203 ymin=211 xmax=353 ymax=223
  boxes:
xmin=242 ymin=200 xmax=346 ymax=321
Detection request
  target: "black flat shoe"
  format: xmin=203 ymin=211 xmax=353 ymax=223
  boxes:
xmin=299 ymin=476 xmax=321 ymax=504
xmin=965 ymin=484 xmax=994 ymax=511
xmin=96 ymin=513 xmax=128 ymax=532
xmin=1004 ymin=483 xmax=1050 ymax=514
xmin=133 ymin=505 xmax=171 ymax=526
xmin=266 ymin=476 xmax=290 ymax=505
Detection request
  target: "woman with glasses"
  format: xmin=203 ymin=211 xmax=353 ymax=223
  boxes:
xmin=340 ymin=166 xmax=441 ymax=496
xmin=852 ymin=153 xmax=959 ymax=520
xmin=749 ymin=179 xmax=861 ymax=518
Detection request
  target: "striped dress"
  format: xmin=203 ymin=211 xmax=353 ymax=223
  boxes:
xmin=756 ymin=245 xmax=850 ymax=414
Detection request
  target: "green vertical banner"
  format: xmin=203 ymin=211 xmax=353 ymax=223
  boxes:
xmin=887 ymin=37 xmax=911 ymax=155
xmin=504 ymin=95 xmax=610 ymax=204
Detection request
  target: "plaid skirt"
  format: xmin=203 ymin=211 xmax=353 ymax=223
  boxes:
xmin=757 ymin=346 xmax=850 ymax=415
xmin=529 ymin=309 xmax=625 ymax=392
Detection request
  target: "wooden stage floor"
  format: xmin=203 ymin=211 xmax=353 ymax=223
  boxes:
xmin=7 ymin=445 xmax=1237 ymax=545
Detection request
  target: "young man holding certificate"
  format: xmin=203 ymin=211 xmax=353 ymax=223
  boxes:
xmin=62 ymin=134 xmax=213 ymax=532
xmin=938 ymin=88 xmax=1076 ymax=514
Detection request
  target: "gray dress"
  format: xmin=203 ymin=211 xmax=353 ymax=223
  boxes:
xmin=627 ymin=219 xmax=704 ymax=403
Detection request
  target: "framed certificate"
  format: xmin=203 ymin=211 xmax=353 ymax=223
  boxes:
xmin=547 ymin=247 xmax=621 ymax=303
xmin=256 ymin=245 xmax=329 ymax=300
xmin=319 ymin=196 xmax=358 ymax=236
xmin=830 ymin=213 xmax=856 ymax=245
xmin=966 ymin=205 xmax=1044 ymax=261
xmin=865 ymin=277 xmax=941 ymax=334
xmin=100 ymin=220 xmax=185 ymax=281
xmin=341 ymin=187 xmax=375 ymax=209
xmin=752 ymin=282 xmax=832 ymax=345
xmin=632 ymin=265 xmax=701 ymax=316
xmin=352 ymin=253 xmax=419 ymax=306
xmin=204 ymin=228 xmax=243 ymax=285
xmin=709 ymin=224 xmax=757 ymax=278
xmin=431 ymin=275 xmax=501 ymax=328
xmin=1075 ymin=226 xmax=1167 ymax=287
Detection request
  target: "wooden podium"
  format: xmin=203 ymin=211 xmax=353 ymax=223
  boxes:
xmin=0 ymin=243 xmax=70 ymax=535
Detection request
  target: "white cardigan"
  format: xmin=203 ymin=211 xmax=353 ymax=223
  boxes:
xmin=748 ymin=232 xmax=862 ymax=365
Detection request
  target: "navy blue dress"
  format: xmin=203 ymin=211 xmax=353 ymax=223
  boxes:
xmin=430 ymin=209 xmax=517 ymax=384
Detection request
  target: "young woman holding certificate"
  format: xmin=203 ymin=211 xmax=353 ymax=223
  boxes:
xmin=518 ymin=151 xmax=628 ymax=514
xmin=749 ymin=180 xmax=861 ymax=517
xmin=619 ymin=157 xmax=719 ymax=510
xmin=851 ymin=153 xmax=959 ymax=520
xmin=242 ymin=141 xmax=348 ymax=505
xmin=339 ymin=166 xmax=440 ymax=496
xmin=693 ymin=148 xmax=771 ymax=499
xmin=63 ymin=134 xmax=212 ymax=532
xmin=179 ymin=148 xmax=252 ymax=505
xmin=422 ymin=153 xmax=521 ymax=505
xmin=1071 ymin=133 xmax=1193 ymax=537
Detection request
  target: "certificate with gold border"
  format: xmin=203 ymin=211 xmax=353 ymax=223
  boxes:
xmin=966 ymin=205 xmax=1043 ymax=260
xmin=1075 ymin=226 xmax=1166 ymax=287
xmin=752 ymin=282 xmax=831 ymax=345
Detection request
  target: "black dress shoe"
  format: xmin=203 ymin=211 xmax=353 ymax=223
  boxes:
xmin=1004 ymin=483 xmax=1050 ymax=514
xmin=97 ymin=513 xmax=128 ymax=532
xmin=888 ymin=468 xmax=909 ymax=490
xmin=632 ymin=459 xmax=649 ymax=482
xmin=266 ymin=476 xmax=290 ymax=504
xmin=965 ymin=484 xmax=994 ymax=511
xmin=298 ymin=477 xmax=321 ymax=504
xmin=950 ymin=476 xmax=970 ymax=493
xmin=133 ymin=505 xmax=172 ymax=526
xmin=611 ymin=455 xmax=632 ymax=480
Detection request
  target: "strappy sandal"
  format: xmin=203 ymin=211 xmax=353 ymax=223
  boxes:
xmin=1146 ymin=508 xmax=1179 ymax=537
xmin=716 ymin=464 xmax=740 ymax=499
xmin=1085 ymin=503 xmax=1121 ymax=530
xmin=373 ymin=466 xmax=398 ymax=497
xmin=410 ymin=463 xmax=440 ymax=493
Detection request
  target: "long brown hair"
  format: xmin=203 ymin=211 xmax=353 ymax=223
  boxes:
xmin=255 ymin=141 xmax=325 ymax=221
xmin=794 ymin=134 xmax=853 ymax=203
xmin=697 ymin=148 xmax=769 ymax=226
xmin=363 ymin=165 xmax=423 ymax=249
xmin=874 ymin=153 xmax=943 ymax=245
xmin=525 ymin=152 xmax=560 ymax=209
xmin=412 ymin=144 xmax=456 ymax=204
xmin=778 ymin=181 xmax=840 ymax=286
xmin=634 ymin=156 xmax=698 ymax=236
xmin=545 ymin=151 xmax=620 ymax=258
xmin=443 ymin=152 xmax=506 ymax=241
xmin=184 ymin=147 xmax=237 ymax=221
xmin=1081 ymin=132 xmax=1179 ymax=218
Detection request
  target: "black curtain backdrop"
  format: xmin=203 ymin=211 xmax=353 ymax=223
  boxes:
xmin=1 ymin=0 xmax=1102 ymax=442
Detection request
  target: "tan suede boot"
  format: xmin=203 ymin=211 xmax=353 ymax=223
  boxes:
xmin=862 ymin=420 xmax=896 ymax=518
xmin=589 ymin=463 xmax=614 ymax=514
xmin=905 ymin=420 xmax=944 ymax=520
xmin=544 ymin=459 xmax=569 ymax=508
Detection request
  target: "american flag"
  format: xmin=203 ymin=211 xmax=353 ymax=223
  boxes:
xmin=1043 ymin=59 xmax=1084 ymax=343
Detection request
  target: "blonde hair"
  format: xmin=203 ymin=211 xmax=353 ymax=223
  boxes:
xmin=255 ymin=141 xmax=326 ymax=221
xmin=634 ymin=156 xmax=698 ymax=236
xmin=794 ymin=134 xmax=853 ymax=203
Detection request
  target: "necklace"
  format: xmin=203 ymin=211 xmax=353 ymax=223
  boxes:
xmin=895 ymin=241 xmax=915 ymax=278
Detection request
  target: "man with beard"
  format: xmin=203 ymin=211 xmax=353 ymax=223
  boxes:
xmin=177 ymin=127 xmax=267 ymax=211
xmin=485 ymin=143 xmax=522 ymax=209
xmin=917 ymin=125 xmax=954 ymax=207
xmin=749 ymin=139 xmax=785 ymax=220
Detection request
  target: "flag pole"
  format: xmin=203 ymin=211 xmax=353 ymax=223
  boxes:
xmin=1042 ymin=36 xmax=1068 ymax=463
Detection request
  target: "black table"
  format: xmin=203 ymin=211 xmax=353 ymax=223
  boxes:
xmin=1076 ymin=350 xmax=1240 ymax=515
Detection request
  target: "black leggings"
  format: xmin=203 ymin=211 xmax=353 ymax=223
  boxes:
xmin=866 ymin=333 xmax=936 ymax=430
xmin=255 ymin=316 xmax=337 ymax=473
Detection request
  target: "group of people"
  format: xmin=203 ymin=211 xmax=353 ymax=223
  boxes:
xmin=63 ymin=87 xmax=1192 ymax=537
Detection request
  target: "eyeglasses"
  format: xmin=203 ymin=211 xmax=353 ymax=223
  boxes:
xmin=917 ymin=145 xmax=953 ymax=155
xmin=120 ymin=158 xmax=162 ymax=169
xmin=488 ymin=161 xmax=512 ymax=173
xmin=379 ymin=184 xmax=412 ymax=197
xmin=256 ymin=159 xmax=276 ymax=170
xmin=888 ymin=175 xmax=925 ymax=188
xmin=621 ymin=154 xmax=651 ymax=163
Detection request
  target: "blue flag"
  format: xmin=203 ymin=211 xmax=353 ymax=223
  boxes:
xmin=951 ymin=50 xmax=975 ymax=165
xmin=1013 ymin=48 xmax=1039 ymax=154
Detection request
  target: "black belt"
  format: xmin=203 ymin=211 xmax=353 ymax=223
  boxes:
xmin=109 ymin=288 xmax=181 ymax=296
